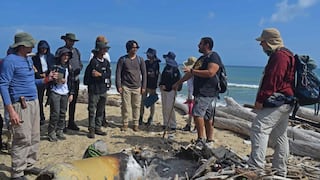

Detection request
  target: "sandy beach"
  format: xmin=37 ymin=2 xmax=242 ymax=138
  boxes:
xmin=0 ymin=93 xmax=268 ymax=179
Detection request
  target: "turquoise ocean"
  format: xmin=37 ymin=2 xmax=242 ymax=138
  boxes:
xmin=79 ymin=62 xmax=320 ymax=107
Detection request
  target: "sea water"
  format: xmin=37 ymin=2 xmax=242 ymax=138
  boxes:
xmin=79 ymin=62 xmax=320 ymax=107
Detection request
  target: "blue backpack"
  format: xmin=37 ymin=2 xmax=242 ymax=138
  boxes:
xmin=292 ymin=54 xmax=320 ymax=118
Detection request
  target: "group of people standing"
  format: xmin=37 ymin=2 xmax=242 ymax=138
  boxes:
xmin=0 ymin=27 xmax=295 ymax=179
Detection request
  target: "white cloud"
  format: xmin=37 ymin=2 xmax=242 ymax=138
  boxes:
xmin=263 ymin=0 xmax=318 ymax=23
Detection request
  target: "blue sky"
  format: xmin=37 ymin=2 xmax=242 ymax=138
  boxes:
xmin=1 ymin=0 xmax=319 ymax=67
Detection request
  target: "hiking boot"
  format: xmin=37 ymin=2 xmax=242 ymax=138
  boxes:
xmin=102 ymin=120 xmax=108 ymax=127
xmin=138 ymin=116 xmax=143 ymax=125
xmin=48 ymin=132 xmax=58 ymax=142
xmin=121 ymin=124 xmax=128 ymax=131
xmin=56 ymin=130 xmax=66 ymax=140
xmin=182 ymin=124 xmax=191 ymax=131
xmin=133 ymin=125 xmax=139 ymax=132
xmin=67 ymin=122 xmax=80 ymax=131
xmin=146 ymin=117 xmax=153 ymax=126
xmin=87 ymin=128 xmax=95 ymax=139
xmin=95 ymin=128 xmax=107 ymax=136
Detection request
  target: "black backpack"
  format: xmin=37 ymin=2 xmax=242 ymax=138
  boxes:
xmin=217 ymin=64 xmax=227 ymax=93
xmin=291 ymin=54 xmax=320 ymax=118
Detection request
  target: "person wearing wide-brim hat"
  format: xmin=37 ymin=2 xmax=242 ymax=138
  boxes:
xmin=56 ymin=32 xmax=82 ymax=132
xmin=247 ymin=28 xmax=295 ymax=177
xmin=182 ymin=56 xmax=197 ymax=131
xmin=159 ymin=51 xmax=181 ymax=131
xmin=60 ymin=33 xmax=79 ymax=42
xmin=84 ymin=41 xmax=111 ymax=138
xmin=138 ymin=48 xmax=161 ymax=126
xmin=89 ymin=35 xmax=111 ymax=63
xmin=0 ymin=32 xmax=55 ymax=179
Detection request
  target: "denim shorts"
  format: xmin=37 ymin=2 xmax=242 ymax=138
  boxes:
xmin=192 ymin=96 xmax=217 ymax=121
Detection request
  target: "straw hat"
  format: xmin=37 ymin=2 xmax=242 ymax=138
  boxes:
xmin=183 ymin=56 xmax=197 ymax=67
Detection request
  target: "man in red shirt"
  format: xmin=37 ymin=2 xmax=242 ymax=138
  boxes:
xmin=247 ymin=28 xmax=295 ymax=177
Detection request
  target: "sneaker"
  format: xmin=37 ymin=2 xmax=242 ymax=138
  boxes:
xmin=95 ymin=129 xmax=107 ymax=136
xmin=56 ymin=131 xmax=66 ymax=140
xmin=182 ymin=124 xmax=191 ymax=131
xmin=205 ymin=140 xmax=215 ymax=148
xmin=48 ymin=132 xmax=58 ymax=142
xmin=133 ymin=125 xmax=139 ymax=132
xmin=121 ymin=124 xmax=128 ymax=131
xmin=87 ymin=129 xmax=95 ymax=139
xmin=195 ymin=138 xmax=205 ymax=150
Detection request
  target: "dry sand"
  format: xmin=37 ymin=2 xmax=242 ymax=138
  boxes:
xmin=0 ymin=94 xmax=259 ymax=179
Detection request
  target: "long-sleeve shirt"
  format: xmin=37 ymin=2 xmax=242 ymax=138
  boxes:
xmin=0 ymin=54 xmax=44 ymax=105
xmin=85 ymin=57 xmax=111 ymax=94
xmin=116 ymin=55 xmax=147 ymax=89
xmin=256 ymin=48 xmax=295 ymax=104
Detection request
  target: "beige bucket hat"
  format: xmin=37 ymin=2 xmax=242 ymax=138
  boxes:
xmin=10 ymin=32 xmax=36 ymax=48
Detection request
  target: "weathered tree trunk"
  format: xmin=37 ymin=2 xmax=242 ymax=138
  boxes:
xmin=214 ymin=117 xmax=251 ymax=137
xmin=295 ymin=107 xmax=320 ymax=123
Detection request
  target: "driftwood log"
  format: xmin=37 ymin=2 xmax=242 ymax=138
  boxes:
xmin=215 ymin=96 xmax=320 ymax=159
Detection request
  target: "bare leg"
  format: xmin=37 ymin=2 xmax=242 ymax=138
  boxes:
xmin=204 ymin=119 xmax=214 ymax=141
xmin=194 ymin=116 xmax=205 ymax=139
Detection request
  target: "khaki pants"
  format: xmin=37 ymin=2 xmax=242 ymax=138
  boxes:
xmin=121 ymin=86 xmax=141 ymax=126
xmin=11 ymin=99 xmax=40 ymax=178
xmin=248 ymin=104 xmax=292 ymax=177
xmin=161 ymin=90 xmax=176 ymax=129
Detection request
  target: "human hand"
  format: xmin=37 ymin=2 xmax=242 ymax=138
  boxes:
xmin=68 ymin=95 xmax=73 ymax=102
xmin=9 ymin=109 xmax=22 ymax=126
xmin=141 ymin=88 xmax=145 ymax=94
xmin=118 ymin=87 xmax=123 ymax=94
xmin=92 ymin=69 xmax=101 ymax=77
xmin=48 ymin=71 xmax=58 ymax=81
xmin=254 ymin=102 xmax=263 ymax=109
xmin=172 ymin=83 xmax=179 ymax=91
xmin=183 ymin=66 xmax=191 ymax=73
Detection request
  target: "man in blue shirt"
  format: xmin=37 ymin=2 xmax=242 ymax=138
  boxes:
xmin=0 ymin=32 xmax=55 ymax=179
